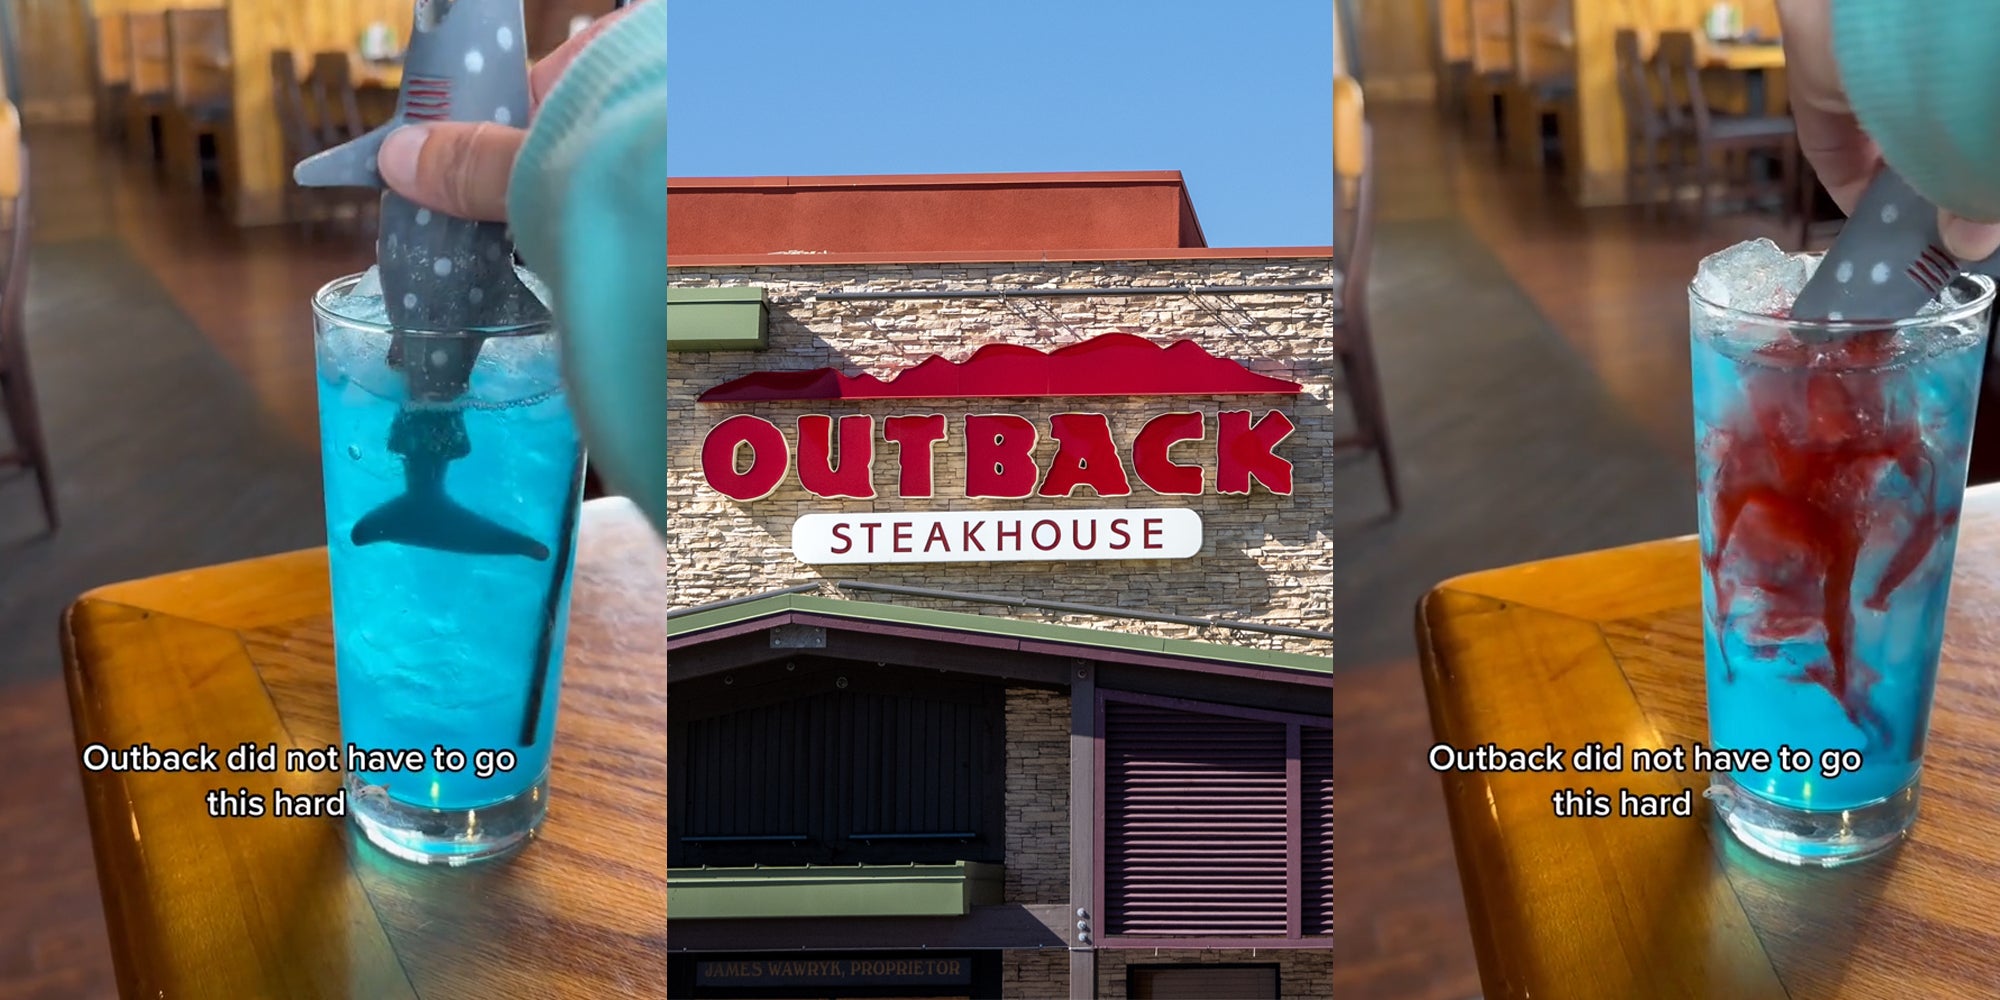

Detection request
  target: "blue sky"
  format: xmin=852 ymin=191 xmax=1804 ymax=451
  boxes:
xmin=666 ymin=1 xmax=1332 ymax=248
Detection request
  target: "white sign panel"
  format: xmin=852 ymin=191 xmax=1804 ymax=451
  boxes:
xmin=792 ymin=508 xmax=1203 ymax=564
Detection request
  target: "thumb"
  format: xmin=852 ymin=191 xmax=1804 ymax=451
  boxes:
xmin=1940 ymin=211 xmax=2000 ymax=264
xmin=377 ymin=122 xmax=526 ymax=223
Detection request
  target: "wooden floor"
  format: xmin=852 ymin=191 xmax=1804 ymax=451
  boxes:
xmin=1375 ymin=104 xmax=1796 ymax=466
xmin=25 ymin=127 xmax=374 ymax=447
xmin=0 ymin=110 xmax=1810 ymax=999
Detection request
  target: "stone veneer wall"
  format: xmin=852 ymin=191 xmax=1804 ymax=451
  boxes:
xmin=668 ymin=259 xmax=1334 ymax=656
xmin=1004 ymin=687 xmax=1069 ymax=905
xmin=1002 ymin=949 xmax=1070 ymax=999
xmin=1096 ymin=948 xmax=1334 ymax=1000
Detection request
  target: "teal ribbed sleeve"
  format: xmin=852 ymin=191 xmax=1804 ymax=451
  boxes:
xmin=1834 ymin=0 xmax=2000 ymax=223
xmin=506 ymin=1 xmax=667 ymax=537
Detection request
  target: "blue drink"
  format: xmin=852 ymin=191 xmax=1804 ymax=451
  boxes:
xmin=1692 ymin=251 xmax=1993 ymax=865
xmin=312 ymin=271 xmax=583 ymax=865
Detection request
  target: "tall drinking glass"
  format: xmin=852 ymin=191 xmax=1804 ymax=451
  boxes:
xmin=312 ymin=271 xmax=584 ymax=865
xmin=1692 ymin=254 xmax=1994 ymax=866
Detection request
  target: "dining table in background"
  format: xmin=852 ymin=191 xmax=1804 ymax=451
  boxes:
xmin=1557 ymin=5 xmax=1788 ymax=207
xmin=351 ymin=55 xmax=404 ymax=92
xmin=1416 ymin=482 xmax=2000 ymax=999
xmin=61 ymin=497 xmax=667 ymax=998
xmin=1701 ymin=40 xmax=1786 ymax=71
xmin=1701 ymin=40 xmax=1786 ymax=115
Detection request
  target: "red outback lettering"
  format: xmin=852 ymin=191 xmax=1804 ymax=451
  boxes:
xmin=1217 ymin=410 xmax=1296 ymax=495
xmin=795 ymin=415 xmax=877 ymax=499
xmin=700 ymin=411 xmax=1292 ymax=499
xmin=1131 ymin=411 xmax=1205 ymax=495
xmin=701 ymin=415 xmax=790 ymax=501
xmin=1038 ymin=413 xmax=1132 ymax=497
xmin=881 ymin=414 xmax=947 ymax=498
xmin=965 ymin=415 xmax=1039 ymax=499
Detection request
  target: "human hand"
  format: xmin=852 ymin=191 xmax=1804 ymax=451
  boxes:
xmin=375 ymin=3 xmax=640 ymax=221
xmin=1779 ymin=0 xmax=2000 ymax=259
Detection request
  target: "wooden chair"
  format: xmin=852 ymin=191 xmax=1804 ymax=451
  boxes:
xmin=0 ymin=104 xmax=16 ymax=200
xmin=1655 ymin=30 xmax=1797 ymax=225
xmin=1502 ymin=7 xmax=1577 ymax=171
xmin=272 ymin=50 xmax=371 ymax=236
xmin=1464 ymin=0 xmax=1515 ymax=141
xmin=0 ymin=144 xmax=58 ymax=533
xmin=294 ymin=52 xmax=385 ymax=235
xmin=1432 ymin=0 xmax=1473 ymax=122
xmin=123 ymin=12 xmax=172 ymax=163
xmin=272 ymin=51 xmax=324 ymax=232
xmin=162 ymin=8 xmax=234 ymax=192
xmin=1615 ymin=28 xmax=1690 ymax=215
xmin=92 ymin=13 xmax=133 ymax=143
xmin=307 ymin=52 xmax=366 ymax=150
xmin=1334 ymin=76 xmax=1400 ymax=514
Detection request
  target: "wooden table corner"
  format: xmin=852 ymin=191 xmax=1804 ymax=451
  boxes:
xmin=59 ymin=497 xmax=668 ymax=999
xmin=1414 ymin=488 xmax=2000 ymax=999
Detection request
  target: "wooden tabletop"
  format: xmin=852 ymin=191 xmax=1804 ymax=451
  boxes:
xmin=61 ymin=497 xmax=667 ymax=999
xmin=1703 ymin=42 xmax=1786 ymax=72
xmin=1417 ymin=483 xmax=2000 ymax=999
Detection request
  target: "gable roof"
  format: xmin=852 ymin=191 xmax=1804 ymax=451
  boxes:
xmin=669 ymin=593 xmax=1330 ymax=684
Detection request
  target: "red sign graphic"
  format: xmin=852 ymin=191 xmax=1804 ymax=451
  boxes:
xmin=696 ymin=333 xmax=1303 ymax=402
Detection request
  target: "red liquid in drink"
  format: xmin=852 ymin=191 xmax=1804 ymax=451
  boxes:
xmin=1700 ymin=323 xmax=1953 ymax=759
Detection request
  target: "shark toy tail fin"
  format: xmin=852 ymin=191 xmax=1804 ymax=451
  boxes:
xmin=351 ymin=488 xmax=552 ymax=560
xmin=295 ymin=120 xmax=395 ymax=189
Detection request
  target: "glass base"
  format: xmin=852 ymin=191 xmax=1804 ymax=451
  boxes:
xmin=345 ymin=770 xmax=549 ymax=866
xmin=1706 ymin=771 xmax=1917 ymax=867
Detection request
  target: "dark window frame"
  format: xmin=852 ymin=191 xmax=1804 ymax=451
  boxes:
xmin=1126 ymin=961 xmax=1283 ymax=1000
xmin=669 ymin=658 xmax=1007 ymax=867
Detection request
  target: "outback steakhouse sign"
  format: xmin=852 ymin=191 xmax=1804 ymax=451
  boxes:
xmin=694 ymin=333 xmax=1302 ymax=564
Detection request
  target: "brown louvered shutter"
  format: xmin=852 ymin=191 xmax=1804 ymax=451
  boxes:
xmin=1301 ymin=726 xmax=1333 ymax=935
xmin=1103 ymin=699 xmax=1291 ymax=936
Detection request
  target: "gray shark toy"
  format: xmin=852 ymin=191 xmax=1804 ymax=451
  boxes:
xmin=1792 ymin=168 xmax=2000 ymax=323
xmin=296 ymin=0 xmax=552 ymax=560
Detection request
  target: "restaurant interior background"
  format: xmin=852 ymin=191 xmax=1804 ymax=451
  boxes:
xmin=0 ymin=1 xmax=610 ymax=994
xmin=1323 ymin=0 xmax=1966 ymax=997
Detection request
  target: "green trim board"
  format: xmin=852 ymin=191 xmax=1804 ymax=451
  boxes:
xmin=668 ymin=593 xmax=1331 ymax=675
xmin=668 ymin=286 xmax=768 ymax=351
xmin=668 ymin=862 xmax=1004 ymax=919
